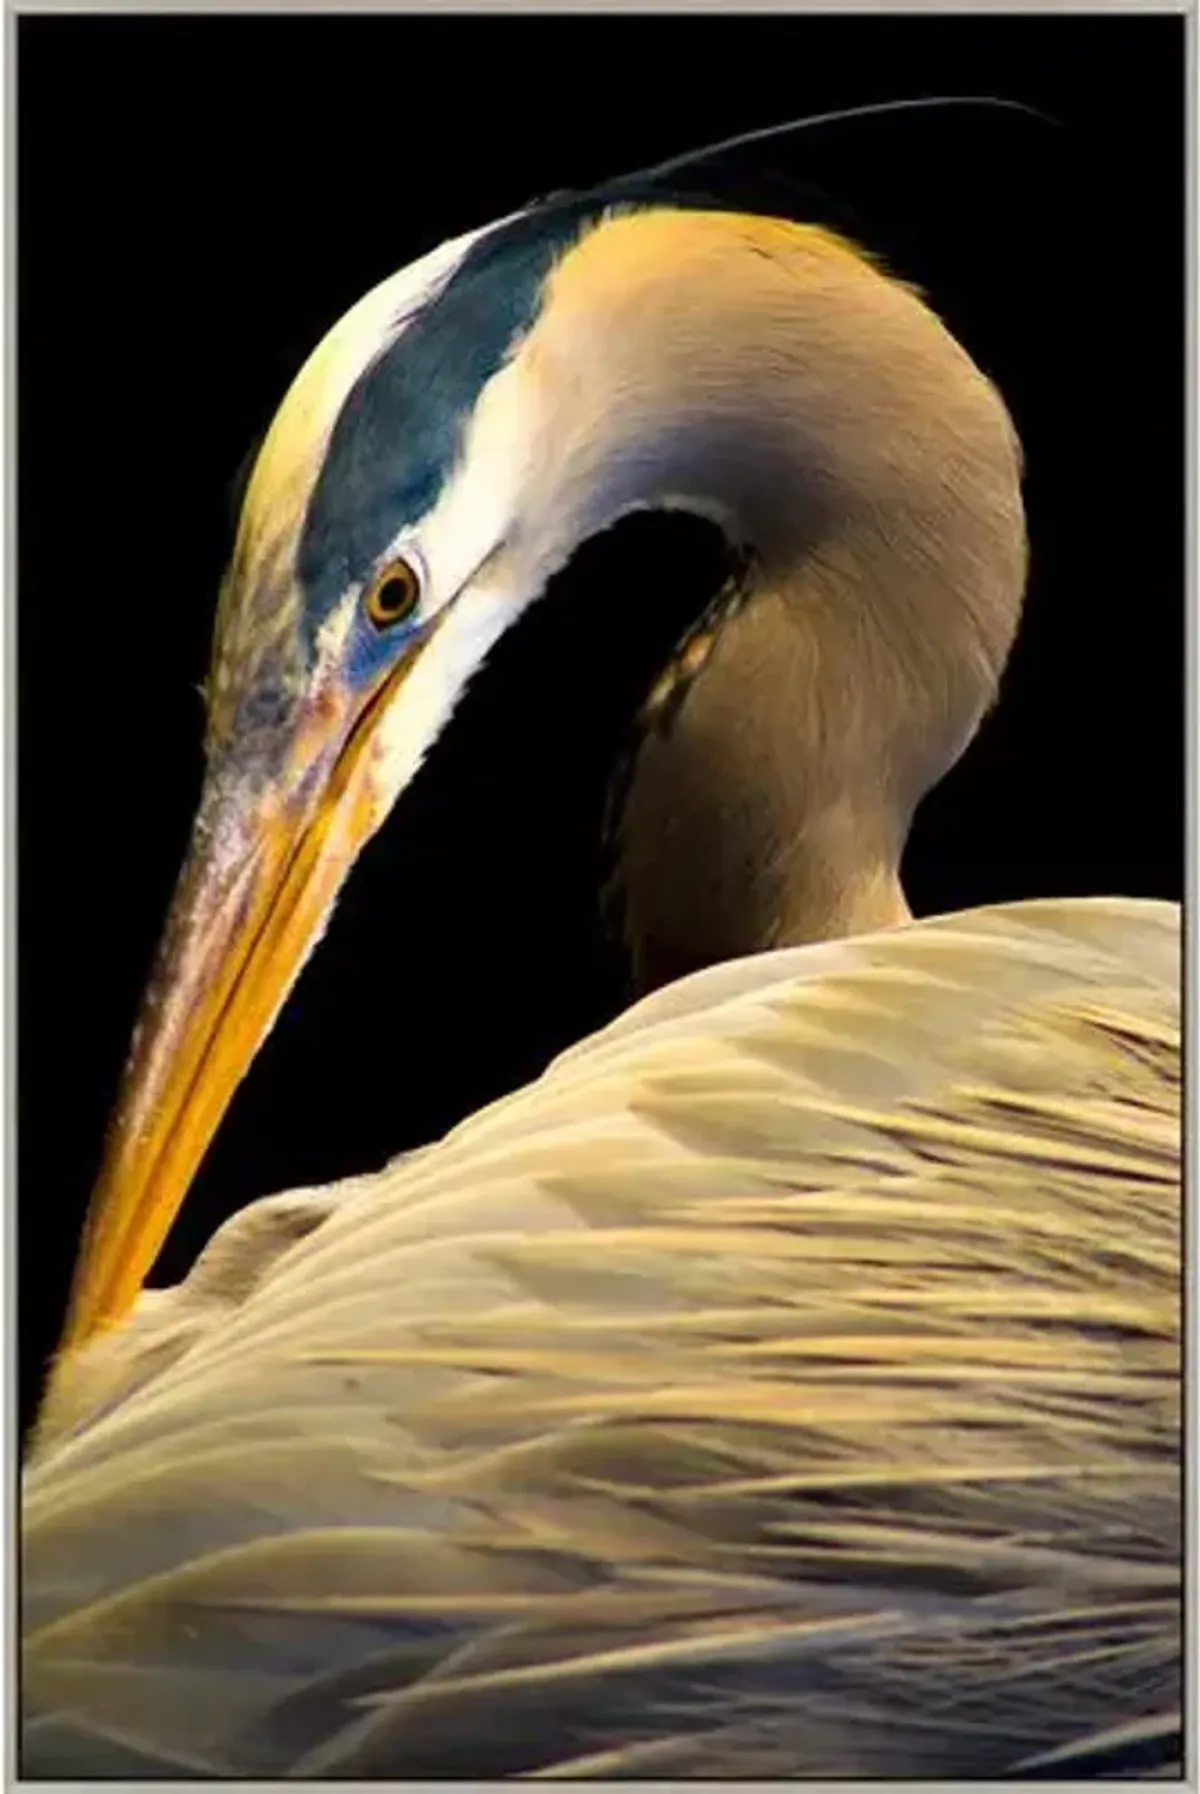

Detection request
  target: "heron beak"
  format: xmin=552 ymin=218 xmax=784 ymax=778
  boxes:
xmin=57 ymin=635 xmax=430 ymax=1357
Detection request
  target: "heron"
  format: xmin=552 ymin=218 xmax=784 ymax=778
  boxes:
xmin=22 ymin=115 xmax=1180 ymax=1778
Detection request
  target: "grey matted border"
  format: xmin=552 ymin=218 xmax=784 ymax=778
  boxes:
xmin=0 ymin=4 xmax=1195 ymax=1792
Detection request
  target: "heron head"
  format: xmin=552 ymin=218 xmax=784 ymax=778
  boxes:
xmin=61 ymin=197 xmax=670 ymax=1345
xmin=62 ymin=194 xmax=1024 ymax=1349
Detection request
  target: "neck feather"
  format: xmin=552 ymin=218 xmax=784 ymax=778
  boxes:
xmin=613 ymin=561 xmax=919 ymax=992
xmin=521 ymin=210 xmax=1028 ymax=990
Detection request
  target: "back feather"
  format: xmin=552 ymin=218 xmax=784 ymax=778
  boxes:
xmin=23 ymin=897 xmax=1181 ymax=1777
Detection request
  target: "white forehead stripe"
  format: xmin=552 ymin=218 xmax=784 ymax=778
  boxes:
xmin=236 ymin=211 xmax=522 ymax=582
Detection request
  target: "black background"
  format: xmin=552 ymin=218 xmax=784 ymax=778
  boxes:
xmin=18 ymin=12 xmax=1185 ymax=1433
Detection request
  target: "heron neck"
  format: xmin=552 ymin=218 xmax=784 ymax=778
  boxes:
xmin=612 ymin=563 xmax=915 ymax=995
xmin=522 ymin=210 xmax=1026 ymax=989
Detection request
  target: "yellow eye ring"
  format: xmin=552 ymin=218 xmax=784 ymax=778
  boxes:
xmin=364 ymin=556 xmax=422 ymax=629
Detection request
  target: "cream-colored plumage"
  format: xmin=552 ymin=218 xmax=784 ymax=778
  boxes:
xmin=23 ymin=122 xmax=1179 ymax=1777
xmin=24 ymin=896 xmax=1180 ymax=1777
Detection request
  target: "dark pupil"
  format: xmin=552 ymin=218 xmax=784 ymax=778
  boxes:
xmin=377 ymin=572 xmax=414 ymax=616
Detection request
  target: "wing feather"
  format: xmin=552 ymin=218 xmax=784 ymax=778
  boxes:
xmin=22 ymin=898 xmax=1181 ymax=1776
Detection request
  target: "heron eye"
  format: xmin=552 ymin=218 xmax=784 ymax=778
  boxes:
xmin=364 ymin=557 xmax=422 ymax=629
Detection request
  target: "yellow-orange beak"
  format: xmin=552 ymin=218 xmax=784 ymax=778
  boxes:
xmin=58 ymin=636 xmax=431 ymax=1357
